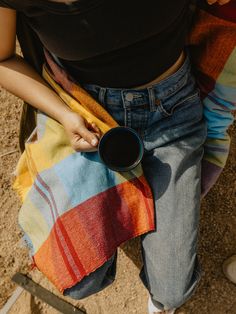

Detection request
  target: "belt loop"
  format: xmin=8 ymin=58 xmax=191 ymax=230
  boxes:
xmin=98 ymin=87 xmax=106 ymax=105
xmin=147 ymin=87 xmax=157 ymax=112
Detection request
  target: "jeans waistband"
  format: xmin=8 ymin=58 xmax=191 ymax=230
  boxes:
xmin=81 ymin=52 xmax=192 ymax=111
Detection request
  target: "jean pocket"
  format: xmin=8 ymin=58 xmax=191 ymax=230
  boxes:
xmin=158 ymin=87 xmax=201 ymax=119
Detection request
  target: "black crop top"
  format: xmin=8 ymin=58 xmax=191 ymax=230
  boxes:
xmin=0 ymin=0 xmax=192 ymax=87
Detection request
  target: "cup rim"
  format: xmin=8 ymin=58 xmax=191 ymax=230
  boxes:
xmin=98 ymin=126 xmax=144 ymax=172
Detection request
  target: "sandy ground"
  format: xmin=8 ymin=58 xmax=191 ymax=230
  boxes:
xmin=0 ymin=83 xmax=235 ymax=314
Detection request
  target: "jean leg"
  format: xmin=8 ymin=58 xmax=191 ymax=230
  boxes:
xmin=63 ymin=252 xmax=117 ymax=300
xmin=139 ymin=123 xmax=205 ymax=310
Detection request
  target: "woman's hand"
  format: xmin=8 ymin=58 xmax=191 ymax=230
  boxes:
xmin=61 ymin=111 xmax=101 ymax=152
xmin=207 ymin=0 xmax=231 ymax=5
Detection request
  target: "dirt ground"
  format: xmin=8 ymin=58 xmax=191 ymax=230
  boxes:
xmin=0 ymin=82 xmax=235 ymax=314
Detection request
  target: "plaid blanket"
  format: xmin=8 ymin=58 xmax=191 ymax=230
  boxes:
xmin=12 ymin=50 xmax=155 ymax=293
xmin=188 ymin=0 xmax=236 ymax=196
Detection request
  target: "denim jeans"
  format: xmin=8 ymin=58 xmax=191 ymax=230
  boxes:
xmin=63 ymin=53 xmax=207 ymax=310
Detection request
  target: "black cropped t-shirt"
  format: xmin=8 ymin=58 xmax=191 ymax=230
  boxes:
xmin=0 ymin=0 xmax=192 ymax=87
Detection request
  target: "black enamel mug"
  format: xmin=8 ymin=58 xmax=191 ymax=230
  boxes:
xmin=98 ymin=126 xmax=144 ymax=172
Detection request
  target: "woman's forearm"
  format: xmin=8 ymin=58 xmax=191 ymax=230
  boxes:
xmin=0 ymin=54 xmax=73 ymax=124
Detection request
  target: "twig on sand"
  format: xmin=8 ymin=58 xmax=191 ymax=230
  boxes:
xmin=0 ymin=149 xmax=19 ymax=158
xmin=0 ymin=287 xmax=24 ymax=314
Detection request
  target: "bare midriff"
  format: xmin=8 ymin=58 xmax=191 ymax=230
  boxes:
xmin=134 ymin=50 xmax=185 ymax=90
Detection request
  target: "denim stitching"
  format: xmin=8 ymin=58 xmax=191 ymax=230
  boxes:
xmin=121 ymin=91 xmax=128 ymax=126
xmin=147 ymin=87 xmax=158 ymax=112
xmin=159 ymin=90 xmax=200 ymax=117
xmin=156 ymin=72 xmax=189 ymax=100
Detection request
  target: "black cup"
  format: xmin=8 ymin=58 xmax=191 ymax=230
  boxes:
xmin=98 ymin=126 xmax=144 ymax=172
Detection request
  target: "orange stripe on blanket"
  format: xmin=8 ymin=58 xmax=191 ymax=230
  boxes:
xmin=120 ymin=175 xmax=155 ymax=232
xmin=34 ymin=226 xmax=76 ymax=292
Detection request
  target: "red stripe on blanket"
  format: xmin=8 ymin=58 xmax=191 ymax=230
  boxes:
xmin=34 ymin=176 xmax=154 ymax=292
xmin=36 ymin=173 xmax=87 ymax=278
xmin=28 ymin=144 xmax=85 ymax=282
xmin=33 ymin=181 xmax=84 ymax=283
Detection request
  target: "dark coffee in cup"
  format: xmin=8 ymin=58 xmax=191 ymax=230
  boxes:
xmin=98 ymin=126 xmax=144 ymax=172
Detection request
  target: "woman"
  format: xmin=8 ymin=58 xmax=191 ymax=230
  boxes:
xmin=0 ymin=0 xmax=231 ymax=313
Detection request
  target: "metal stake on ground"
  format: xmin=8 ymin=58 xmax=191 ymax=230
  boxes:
xmin=5 ymin=273 xmax=87 ymax=314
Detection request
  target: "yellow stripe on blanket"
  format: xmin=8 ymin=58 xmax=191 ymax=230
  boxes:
xmin=42 ymin=66 xmax=118 ymax=134
xmin=19 ymin=196 xmax=49 ymax=252
xmin=217 ymin=48 xmax=236 ymax=88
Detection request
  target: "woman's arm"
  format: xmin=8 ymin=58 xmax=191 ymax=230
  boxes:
xmin=0 ymin=7 xmax=99 ymax=151
xmin=0 ymin=7 xmax=73 ymax=124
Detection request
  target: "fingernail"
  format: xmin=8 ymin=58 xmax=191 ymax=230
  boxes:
xmin=91 ymin=138 xmax=98 ymax=146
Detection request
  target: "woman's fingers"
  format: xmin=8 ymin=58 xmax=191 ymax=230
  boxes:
xmin=61 ymin=111 xmax=102 ymax=152
xmin=91 ymin=122 xmax=102 ymax=136
xmin=72 ymin=136 xmax=98 ymax=152
xmin=218 ymin=0 xmax=231 ymax=4
xmin=78 ymin=123 xmax=99 ymax=147
xmin=207 ymin=0 xmax=231 ymax=4
xmin=77 ymin=138 xmax=98 ymax=152
xmin=71 ymin=123 xmax=101 ymax=152
xmin=207 ymin=0 xmax=217 ymax=4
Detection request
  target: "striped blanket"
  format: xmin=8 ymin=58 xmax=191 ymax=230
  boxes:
xmin=188 ymin=0 xmax=236 ymax=196
xmin=12 ymin=50 xmax=155 ymax=293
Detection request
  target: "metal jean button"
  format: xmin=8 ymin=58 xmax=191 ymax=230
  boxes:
xmin=125 ymin=93 xmax=134 ymax=101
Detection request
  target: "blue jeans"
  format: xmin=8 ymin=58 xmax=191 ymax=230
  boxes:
xmin=63 ymin=53 xmax=207 ymax=310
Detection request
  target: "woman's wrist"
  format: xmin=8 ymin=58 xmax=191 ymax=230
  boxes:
xmin=51 ymin=100 xmax=74 ymax=125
